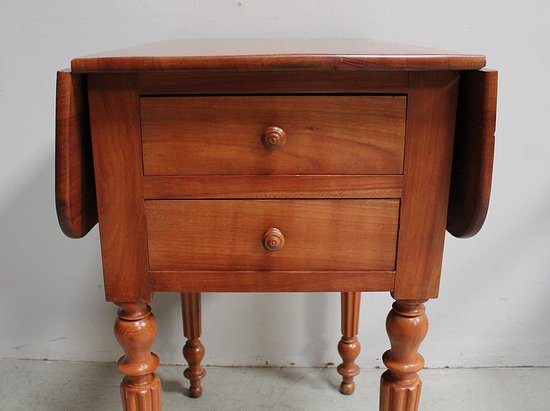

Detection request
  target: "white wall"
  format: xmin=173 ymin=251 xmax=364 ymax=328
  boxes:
xmin=1 ymin=1 xmax=549 ymax=369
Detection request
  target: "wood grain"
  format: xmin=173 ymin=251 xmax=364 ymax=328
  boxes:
xmin=70 ymin=38 xmax=486 ymax=73
xmin=87 ymin=74 xmax=151 ymax=302
xmin=141 ymin=95 xmax=406 ymax=176
xmin=115 ymin=303 xmax=161 ymax=411
xmin=151 ymin=271 xmax=395 ymax=292
xmin=380 ymin=300 xmax=428 ymax=411
xmin=55 ymin=70 xmax=97 ymax=238
xmin=142 ymin=175 xmax=402 ymax=199
xmin=447 ymin=69 xmax=497 ymax=238
xmin=145 ymin=200 xmax=399 ymax=272
xmin=59 ymin=40 xmax=498 ymax=411
xmin=393 ymin=72 xmax=459 ymax=299
xmin=139 ymin=70 xmax=408 ymax=95
xmin=181 ymin=293 xmax=206 ymax=398
xmin=338 ymin=292 xmax=361 ymax=395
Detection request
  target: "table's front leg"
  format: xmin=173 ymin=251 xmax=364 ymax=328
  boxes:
xmin=115 ymin=303 xmax=161 ymax=411
xmin=379 ymin=300 xmax=428 ymax=411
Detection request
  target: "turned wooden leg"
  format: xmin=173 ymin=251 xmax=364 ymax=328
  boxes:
xmin=115 ymin=303 xmax=161 ymax=411
xmin=379 ymin=300 xmax=428 ymax=411
xmin=337 ymin=292 xmax=361 ymax=395
xmin=181 ymin=292 xmax=206 ymax=398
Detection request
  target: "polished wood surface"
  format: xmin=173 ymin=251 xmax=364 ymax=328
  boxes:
xmin=393 ymin=71 xmax=459 ymax=300
xmin=262 ymin=126 xmax=287 ymax=150
xmin=57 ymin=40 xmax=496 ymax=411
xmin=151 ymin=271 xmax=395 ymax=293
xmin=181 ymin=293 xmax=206 ymax=398
xmin=55 ymin=70 xmax=97 ymax=238
xmin=337 ymin=292 xmax=361 ymax=395
xmin=115 ymin=304 xmax=161 ymax=411
xmin=262 ymin=227 xmax=286 ymax=252
xmin=448 ymin=69 xmax=498 ymax=238
xmin=71 ymin=38 xmax=486 ymax=73
xmin=380 ymin=301 xmax=428 ymax=411
xmin=138 ymin=70 xmax=408 ymax=95
xmin=87 ymin=74 xmax=150 ymax=302
xmin=145 ymin=200 xmax=399 ymax=272
xmin=142 ymin=175 xmax=402 ymax=199
xmin=141 ymin=95 xmax=406 ymax=176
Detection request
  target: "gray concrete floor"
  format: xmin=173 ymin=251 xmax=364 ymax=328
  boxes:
xmin=0 ymin=359 xmax=548 ymax=410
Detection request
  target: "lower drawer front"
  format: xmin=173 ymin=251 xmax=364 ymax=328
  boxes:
xmin=145 ymin=200 xmax=399 ymax=271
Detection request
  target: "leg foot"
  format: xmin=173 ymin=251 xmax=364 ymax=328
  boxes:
xmin=379 ymin=300 xmax=428 ymax=411
xmin=337 ymin=292 xmax=361 ymax=395
xmin=115 ymin=303 xmax=161 ymax=411
xmin=181 ymin=292 xmax=206 ymax=398
xmin=120 ymin=374 xmax=161 ymax=411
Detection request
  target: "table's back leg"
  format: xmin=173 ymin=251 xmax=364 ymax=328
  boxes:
xmin=379 ymin=300 xmax=428 ymax=411
xmin=115 ymin=303 xmax=161 ymax=411
xmin=337 ymin=291 xmax=361 ymax=395
xmin=181 ymin=292 xmax=206 ymax=398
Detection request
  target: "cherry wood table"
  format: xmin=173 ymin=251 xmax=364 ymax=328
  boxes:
xmin=55 ymin=39 xmax=497 ymax=411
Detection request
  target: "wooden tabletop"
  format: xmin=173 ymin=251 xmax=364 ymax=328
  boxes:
xmin=71 ymin=38 xmax=486 ymax=73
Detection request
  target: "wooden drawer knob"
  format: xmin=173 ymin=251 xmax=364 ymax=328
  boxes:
xmin=262 ymin=126 xmax=287 ymax=150
xmin=263 ymin=228 xmax=285 ymax=251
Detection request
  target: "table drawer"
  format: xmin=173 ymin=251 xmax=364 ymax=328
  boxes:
xmin=145 ymin=199 xmax=399 ymax=271
xmin=140 ymin=95 xmax=406 ymax=176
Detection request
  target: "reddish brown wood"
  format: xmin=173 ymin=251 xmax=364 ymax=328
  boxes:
xmin=181 ymin=293 xmax=206 ymax=398
xmin=140 ymin=95 xmax=406 ymax=176
xmin=263 ymin=228 xmax=285 ymax=252
xmin=380 ymin=300 xmax=428 ymax=411
xmin=447 ymin=69 xmax=498 ymax=238
xmin=142 ymin=175 xmax=402 ymax=199
xmin=262 ymin=126 xmax=287 ymax=150
xmin=393 ymin=71 xmax=459 ymax=299
xmin=115 ymin=303 xmax=161 ymax=411
xmin=145 ymin=200 xmax=399 ymax=272
xmin=337 ymin=292 xmax=361 ymax=395
xmin=71 ymin=39 xmax=486 ymax=73
xmin=151 ymin=271 xmax=395 ymax=292
xmin=87 ymin=74 xmax=150 ymax=302
xmin=57 ymin=40 xmax=497 ymax=410
xmin=55 ymin=70 xmax=97 ymax=238
xmin=138 ymin=70 xmax=409 ymax=95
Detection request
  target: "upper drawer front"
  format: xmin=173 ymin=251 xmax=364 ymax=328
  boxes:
xmin=145 ymin=199 xmax=399 ymax=271
xmin=140 ymin=96 xmax=406 ymax=175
